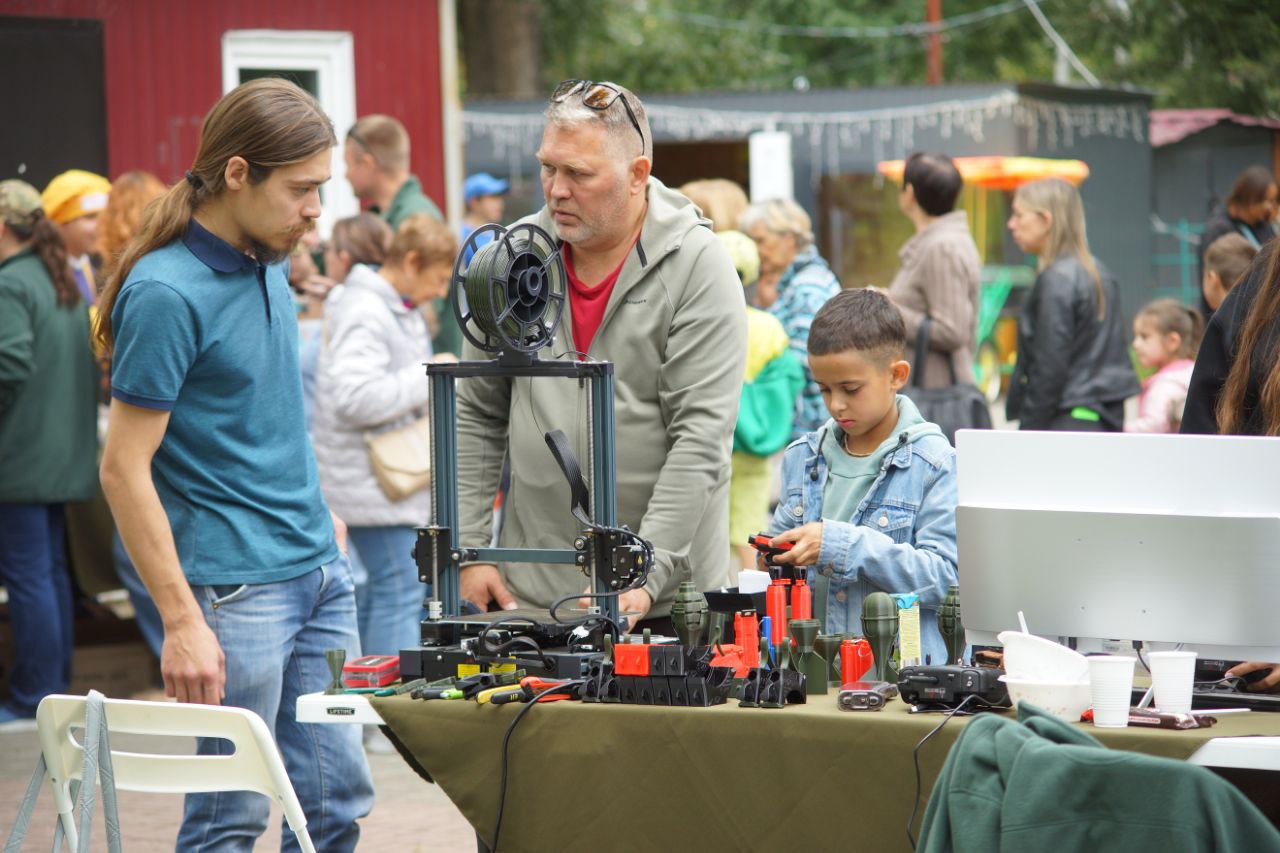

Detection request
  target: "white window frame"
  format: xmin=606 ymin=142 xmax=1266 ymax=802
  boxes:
xmin=221 ymin=30 xmax=358 ymax=237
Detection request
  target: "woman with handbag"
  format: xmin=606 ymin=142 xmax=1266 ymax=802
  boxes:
xmin=313 ymin=213 xmax=456 ymax=675
xmin=887 ymin=153 xmax=990 ymax=443
xmin=887 ymin=152 xmax=981 ymax=390
xmin=1005 ymin=179 xmax=1139 ymax=431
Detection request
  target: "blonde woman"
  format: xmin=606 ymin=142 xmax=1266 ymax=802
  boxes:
xmin=1005 ymin=178 xmax=1138 ymax=430
xmin=679 ymin=178 xmax=748 ymax=233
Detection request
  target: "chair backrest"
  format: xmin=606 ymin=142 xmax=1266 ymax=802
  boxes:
xmin=38 ymin=694 xmax=291 ymax=798
xmin=34 ymin=693 xmax=312 ymax=850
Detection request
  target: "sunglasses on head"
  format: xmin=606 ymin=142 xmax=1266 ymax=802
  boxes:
xmin=551 ymin=80 xmax=646 ymax=154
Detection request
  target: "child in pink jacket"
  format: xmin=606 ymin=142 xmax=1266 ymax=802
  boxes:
xmin=1126 ymin=298 xmax=1204 ymax=433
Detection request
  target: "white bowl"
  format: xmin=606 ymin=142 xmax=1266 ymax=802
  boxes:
xmin=1000 ymin=675 xmax=1092 ymax=722
xmin=997 ymin=630 xmax=1090 ymax=683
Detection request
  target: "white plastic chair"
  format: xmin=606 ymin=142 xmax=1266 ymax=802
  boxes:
xmin=32 ymin=693 xmax=316 ymax=853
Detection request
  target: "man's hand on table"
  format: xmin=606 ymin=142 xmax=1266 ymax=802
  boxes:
xmin=461 ymin=563 xmax=519 ymax=611
xmin=578 ymin=586 xmax=652 ymax=632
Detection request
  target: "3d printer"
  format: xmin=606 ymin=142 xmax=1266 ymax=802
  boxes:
xmin=399 ymin=222 xmax=653 ymax=682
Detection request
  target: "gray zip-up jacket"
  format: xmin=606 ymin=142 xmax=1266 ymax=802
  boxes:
xmin=313 ymin=264 xmax=432 ymax=526
xmin=456 ymin=178 xmax=748 ymax=617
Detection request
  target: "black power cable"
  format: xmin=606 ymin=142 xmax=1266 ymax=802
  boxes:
xmin=907 ymin=693 xmax=978 ymax=849
xmin=491 ymin=679 xmax=585 ymax=852
xmin=476 ymin=616 xmax=554 ymax=670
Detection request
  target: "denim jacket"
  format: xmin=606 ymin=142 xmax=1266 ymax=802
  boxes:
xmin=768 ymin=412 xmax=959 ymax=666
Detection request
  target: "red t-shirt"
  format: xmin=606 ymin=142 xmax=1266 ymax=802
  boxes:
xmin=564 ymin=245 xmax=628 ymax=356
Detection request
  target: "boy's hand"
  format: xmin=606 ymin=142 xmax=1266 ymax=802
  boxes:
xmin=771 ymin=523 xmax=823 ymax=567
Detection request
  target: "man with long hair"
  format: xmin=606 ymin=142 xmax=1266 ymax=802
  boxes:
xmin=96 ymin=79 xmax=373 ymax=850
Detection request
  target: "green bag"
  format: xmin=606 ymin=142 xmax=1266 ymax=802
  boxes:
xmin=734 ymin=350 xmax=806 ymax=456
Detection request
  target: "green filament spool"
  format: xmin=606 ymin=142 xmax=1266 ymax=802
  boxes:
xmin=451 ymin=222 xmax=565 ymax=355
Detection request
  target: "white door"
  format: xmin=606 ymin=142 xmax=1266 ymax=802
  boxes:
xmin=221 ymin=29 xmax=358 ymax=237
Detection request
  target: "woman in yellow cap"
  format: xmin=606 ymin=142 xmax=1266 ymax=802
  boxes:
xmin=42 ymin=169 xmax=111 ymax=304
xmin=0 ymin=179 xmax=97 ymax=727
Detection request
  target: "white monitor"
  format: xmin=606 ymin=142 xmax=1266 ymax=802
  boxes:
xmin=955 ymin=430 xmax=1280 ymax=661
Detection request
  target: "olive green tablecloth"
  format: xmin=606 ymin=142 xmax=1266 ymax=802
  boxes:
xmin=371 ymin=694 xmax=1280 ymax=853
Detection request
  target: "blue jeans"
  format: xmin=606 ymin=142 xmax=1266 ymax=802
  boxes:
xmin=348 ymin=526 xmax=427 ymax=657
xmin=179 ymin=556 xmax=374 ymax=852
xmin=0 ymin=504 xmax=74 ymax=716
xmin=112 ymin=531 xmax=165 ymax=660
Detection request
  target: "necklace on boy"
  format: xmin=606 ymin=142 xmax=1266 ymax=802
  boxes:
xmin=843 ymin=432 xmax=874 ymax=458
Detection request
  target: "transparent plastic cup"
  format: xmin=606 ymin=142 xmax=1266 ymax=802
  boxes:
xmin=1148 ymin=650 xmax=1197 ymax=715
xmin=1089 ymin=655 xmax=1136 ymax=728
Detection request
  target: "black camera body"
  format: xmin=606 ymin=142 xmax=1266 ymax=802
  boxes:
xmin=897 ymin=664 xmax=1009 ymax=709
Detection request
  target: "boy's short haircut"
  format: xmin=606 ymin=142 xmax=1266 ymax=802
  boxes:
xmin=347 ymin=114 xmax=410 ymax=172
xmin=1204 ymin=233 xmax=1259 ymax=291
xmin=808 ymin=288 xmax=906 ymax=363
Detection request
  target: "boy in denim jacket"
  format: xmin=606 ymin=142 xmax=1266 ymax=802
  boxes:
xmin=767 ymin=288 xmax=958 ymax=665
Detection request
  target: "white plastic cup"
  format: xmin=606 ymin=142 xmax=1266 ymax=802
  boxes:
xmin=1148 ymin=651 xmax=1197 ymax=714
xmin=1088 ymin=655 xmax=1137 ymax=728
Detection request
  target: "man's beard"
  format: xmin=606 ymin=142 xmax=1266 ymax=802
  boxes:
xmin=250 ymin=224 xmax=310 ymax=265
xmin=250 ymin=238 xmax=291 ymax=265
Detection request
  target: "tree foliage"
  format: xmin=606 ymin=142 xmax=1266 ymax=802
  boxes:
xmin=524 ymin=0 xmax=1279 ymax=115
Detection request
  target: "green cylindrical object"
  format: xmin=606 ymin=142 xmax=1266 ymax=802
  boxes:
xmin=938 ymin=584 xmax=964 ymax=665
xmin=789 ymin=618 xmax=818 ymax=653
xmin=862 ymin=592 xmax=899 ymax=683
xmin=814 ymin=634 xmax=844 ymax=686
xmin=325 ymin=648 xmax=346 ymax=695
xmin=708 ymin=610 xmax=727 ymax=648
xmin=670 ymin=581 xmax=709 ymax=648
xmin=789 ymin=618 xmax=827 ymax=695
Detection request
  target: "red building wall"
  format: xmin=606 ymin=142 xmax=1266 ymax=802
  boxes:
xmin=0 ymin=0 xmax=445 ymax=207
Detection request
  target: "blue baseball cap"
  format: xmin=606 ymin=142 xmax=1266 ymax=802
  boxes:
xmin=464 ymin=172 xmax=509 ymax=201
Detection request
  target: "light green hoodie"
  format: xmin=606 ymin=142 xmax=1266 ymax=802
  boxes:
xmin=455 ymin=178 xmax=748 ymax=616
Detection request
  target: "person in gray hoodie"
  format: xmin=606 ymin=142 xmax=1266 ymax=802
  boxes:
xmin=456 ymin=81 xmax=747 ymax=628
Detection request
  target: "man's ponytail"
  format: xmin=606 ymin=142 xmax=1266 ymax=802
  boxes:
xmin=93 ymin=181 xmax=197 ymax=354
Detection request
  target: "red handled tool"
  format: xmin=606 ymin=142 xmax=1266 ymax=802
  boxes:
xmin=748 ymin=533 xmax=794 ymax=566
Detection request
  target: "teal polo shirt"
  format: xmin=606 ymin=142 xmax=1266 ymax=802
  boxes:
xmin=110 ymin=218 xmax=337 ymax=585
